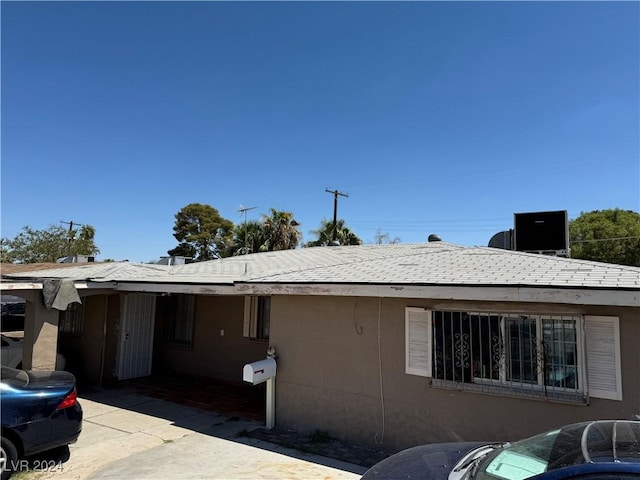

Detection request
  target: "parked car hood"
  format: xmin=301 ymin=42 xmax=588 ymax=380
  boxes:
xmin=362 ymin=442 xmax=488 ymax=480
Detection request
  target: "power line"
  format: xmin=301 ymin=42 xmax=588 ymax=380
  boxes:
xmin=571 ymin=236 xmax=640 ymax=244
xmin=60 ymin=220 xmax=83 ymax=242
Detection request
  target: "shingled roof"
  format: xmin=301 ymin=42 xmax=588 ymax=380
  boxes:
xmin=3 ymin=243 xmax=638 ymax=291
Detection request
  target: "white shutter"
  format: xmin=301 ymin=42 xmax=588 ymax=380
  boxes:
xmin=405 ymin=307 xmax=432 ymax=377
xmin=585 ymin=315 xmax=622 ymax=401
xmin=243 ymin=296 xmax=257 ymax=338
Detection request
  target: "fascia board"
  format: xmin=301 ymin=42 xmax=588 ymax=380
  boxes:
xmin=233 ymin=283 xmax=640 ymax=307
xmin=0 ymin=282 xmax=44 ymax=290
xmin=114 ymin=282 xmax=237 ymax=295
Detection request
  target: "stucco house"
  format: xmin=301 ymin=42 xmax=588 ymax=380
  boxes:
xmin=2 ymin=242 xmax=639 ymax=451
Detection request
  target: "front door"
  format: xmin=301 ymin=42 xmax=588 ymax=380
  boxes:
xmin=117 ymin=294 xmax=156 ymax=380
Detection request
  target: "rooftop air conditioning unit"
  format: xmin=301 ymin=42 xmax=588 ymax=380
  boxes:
xmin=514 ymin=210 xmax=569 ymax=257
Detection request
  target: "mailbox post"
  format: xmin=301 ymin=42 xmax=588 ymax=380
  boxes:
xmin=243 ymin=356 xmax=277 ymax=429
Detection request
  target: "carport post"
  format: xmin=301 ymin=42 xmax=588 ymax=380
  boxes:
xmin=23 ymin=293 xmax=59 ymax=370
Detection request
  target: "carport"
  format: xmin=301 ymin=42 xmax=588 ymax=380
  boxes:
xmin=1 ymin=262 xmax=270 ymax=425
xmin=1 ymin=262 xmax=89 ymax=371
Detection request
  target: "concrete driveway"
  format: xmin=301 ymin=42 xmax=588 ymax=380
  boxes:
xmin=25 ymin=388 xmax=365 ymax=480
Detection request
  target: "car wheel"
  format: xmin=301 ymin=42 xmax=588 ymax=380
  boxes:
xmin=0 ymin=436 xmax=18 ymax=480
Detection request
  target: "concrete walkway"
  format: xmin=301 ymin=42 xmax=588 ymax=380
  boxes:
xmin=26 ymin=388 xmax=366 ymax=480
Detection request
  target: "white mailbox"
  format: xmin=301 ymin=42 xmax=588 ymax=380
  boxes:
xmin=243 ymin=357 xmax=277 ymax=385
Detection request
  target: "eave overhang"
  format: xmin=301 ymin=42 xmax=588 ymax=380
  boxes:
xmin=234 ymin=282 xmax=640 ymax=307
xmin=2 ymin=279 xmax=638 ymax=307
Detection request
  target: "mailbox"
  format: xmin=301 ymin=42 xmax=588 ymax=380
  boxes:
xmin=243 ymin=357 xmax=277 ymax=385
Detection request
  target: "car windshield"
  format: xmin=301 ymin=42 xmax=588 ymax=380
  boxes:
xmin=472 ymin=421 xmax=640 ymax=480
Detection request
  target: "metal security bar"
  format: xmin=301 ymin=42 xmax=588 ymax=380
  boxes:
xmin=59 ymin=302 xmax=85 ymax=336
xmin=431 ymin=311 xmax=584 ymax=403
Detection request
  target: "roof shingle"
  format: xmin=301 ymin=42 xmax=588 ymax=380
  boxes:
xmin=3 ymin=243 xmax=638 ymax=290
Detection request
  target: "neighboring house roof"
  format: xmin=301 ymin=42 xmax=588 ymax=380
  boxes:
xmin=1 ymin=261 xmax=169 ymax=281
xmin=2 ymin=243 xmax=639 ymax=306
xmin=0 ymin=262 xmax=88 ymax=275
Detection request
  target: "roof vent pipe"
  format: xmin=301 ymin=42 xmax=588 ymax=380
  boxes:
xmin=428 ymin=234 xmax=442 ymax=242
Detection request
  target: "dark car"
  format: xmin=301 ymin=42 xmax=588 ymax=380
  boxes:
xmin=362 ymin=420 xmax=640 ymax=480
xmin=0 ymin=296 xmax=25 ymax=332
xmin=0 ymin=366 xmax=82 ymax=480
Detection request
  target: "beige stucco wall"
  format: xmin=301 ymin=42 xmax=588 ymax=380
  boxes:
xmin=162 ymin=295 xmax=267 ymax=384
xmin=44 ymin=287 xmax=639 ymax=452
xmin=56 ymin=293 xmax=267 ymax=386
xmin=271 ymin=295 xmax=640 ymax=452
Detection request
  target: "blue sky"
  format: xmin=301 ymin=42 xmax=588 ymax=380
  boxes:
xmin=2 ymin=1 xmax=638 ymax=262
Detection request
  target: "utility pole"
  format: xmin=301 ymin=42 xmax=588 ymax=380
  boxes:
xmin=325 ymin=189 xmax=348 ymax=243
xmin=60 ymin=220 xmax=77 ymax=242
xmin=237 ymin=206 xmax=257 ymax=254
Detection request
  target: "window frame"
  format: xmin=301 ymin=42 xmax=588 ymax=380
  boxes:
xmin=243 ymin=296 xmax=270 ymax=342
xmin=164 ymin=294 xmax=196 ymax=349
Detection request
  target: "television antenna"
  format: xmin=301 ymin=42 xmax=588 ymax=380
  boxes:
xmin=237 ymin=205 xmax=257 ymax=223
xmin=237 ymin=206 xmax=257 ymax=255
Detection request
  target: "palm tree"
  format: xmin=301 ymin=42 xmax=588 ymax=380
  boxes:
xmin=261 ymin=209 xmax=301 ymax=251
xmin=231 ymin=220 xmax=267 ymax=255
xmin=305 ymin=219 xmax=363 ymax=247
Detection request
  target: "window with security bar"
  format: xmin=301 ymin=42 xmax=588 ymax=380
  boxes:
xmin=59 ymin=302 xmax=85 ymax=336
xmin=432 ymin=311 xmax=581 ymax=400
xmin=164 ymin=294 xmax=195 ymax=349
xmin=406 ymin=308 xmax=600 ymax=403
xmin=406 ymin=308 xmax=622 ymax=403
